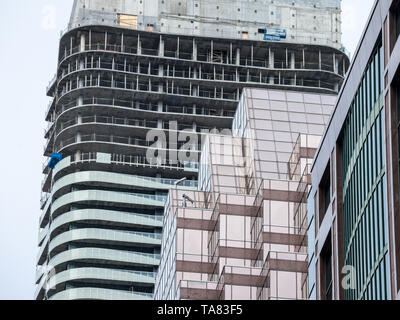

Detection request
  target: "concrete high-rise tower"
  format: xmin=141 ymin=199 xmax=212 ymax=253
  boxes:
xmin=36 ymin=0 xmax=348 ymax=300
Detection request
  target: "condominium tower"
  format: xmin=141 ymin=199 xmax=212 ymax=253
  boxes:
xmin=36 ymin=0 xmax=348 ymax=300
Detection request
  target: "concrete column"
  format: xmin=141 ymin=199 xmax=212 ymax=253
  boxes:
xmin=334 ymin=82 xmax=339 ymax=92
xmin=77 ymin=114 xmax=82 ymax=125
xmin=319 ymin=50 xmax=322 ymax=70
xmin=77 ymin=96 xmax=83 ymax=106
xmin=158 ymin=65 xmax=164 ymax=93
xmin=286 ymin=49 xmax=288 ymax=68
xmin=230 ymin=43 xmax=233 ymax=64
xmin=80 ymin=33 xmax=86 ymax=52
xmin=105 ymin=32 xmax=108 ymax=50
xmin=137 ymin=34 xmax=141 ymax=55
xmin=89 ymin=30 xmax=92 ymax=50
xmin=343 ymin=59 xmax=346 ymax=76
xmin=192 ymin=85 xmax=198 ymax=96
xmin=268 ymin=50 xmax=275 ymax=84
xmin=75 ymin=151 xmax=81 ymax=162
xmin=79 ymin=60 xmax=85 ymax=70
xmin=269 ymin=75 xmax=274 ymax=84
xmin=269 ymin=49 xmax=274 ymax=69
xmin=333 ymin=54 xmax=339 ymax=74
xmin=157 ymin=101 xmax=163 ymax=129
xmin=236 ymin=48 xmax=241 ymax=66
xmin=290 ymin=52 xmax=295 ymax=69
xmin=159 ymin=36 xmax=164 ymax=57
xmin=192 ymin=39 xmax=197 ymax=61
xmin=76 ymin=131 xmax=82 ymax=143
xmin=290 ymin=75 xmax=295 ymax=86
xmin=192 ymin=67 xmax=198 ymax=79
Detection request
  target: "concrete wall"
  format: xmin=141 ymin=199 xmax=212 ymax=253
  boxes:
xmin=69 ymin=0 xmax=343 ymax=49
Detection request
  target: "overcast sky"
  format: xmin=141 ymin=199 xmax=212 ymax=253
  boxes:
xmin=0 ymin=0 xmax=375 ymax=300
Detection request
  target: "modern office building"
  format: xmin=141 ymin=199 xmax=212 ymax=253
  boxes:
xmin=308 ymin=0 xmax=400 ymax=300
xmin=154 ymin=88 xmax=337 ymax=300
xmin=36 ymin=0 xmax=348 ymax=300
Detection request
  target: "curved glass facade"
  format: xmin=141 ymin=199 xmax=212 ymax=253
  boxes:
xmin=342 ymin=43 xmax=390 ymax=300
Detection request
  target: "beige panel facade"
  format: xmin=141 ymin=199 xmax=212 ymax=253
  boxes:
xmin=155 ymin=88 xmax=336 ymax=300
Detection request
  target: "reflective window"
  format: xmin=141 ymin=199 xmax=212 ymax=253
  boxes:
xmin=342 ymin=42 xmax=389 ymax=300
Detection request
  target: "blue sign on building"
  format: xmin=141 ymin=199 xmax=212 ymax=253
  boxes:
xmin=264 ymin=29 xmax=287 ymax=41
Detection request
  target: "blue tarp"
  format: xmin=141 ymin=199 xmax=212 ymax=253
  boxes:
xmin=48 ymin=153 xmax=62 ymax=169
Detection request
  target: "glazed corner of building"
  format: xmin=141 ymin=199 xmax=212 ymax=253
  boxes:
xmin=308 ymin=0 xmax=400 ymax=300
xmin=68 ymin=0 xmax=343 ymax=50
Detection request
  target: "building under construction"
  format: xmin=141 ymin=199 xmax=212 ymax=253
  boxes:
xmin=36 ymin=0 xmax=348 ymax=300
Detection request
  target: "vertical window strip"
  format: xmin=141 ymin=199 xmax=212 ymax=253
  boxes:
xmin=342 ymin=44 xmax=386 ymax=300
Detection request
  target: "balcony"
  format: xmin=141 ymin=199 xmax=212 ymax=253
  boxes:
xmin=177 ymin=280 xmax=221 ymax=300
xmin=55 ymin=97 xmax=235 ymax=121
xmin=41 ymin=170 xmax=52 ymax=193
xmin=45 ymin=98 xmax=56 ymax=122
xmin=40 ymin=192 xmax=50 ymax=209
xmin=44 ymin=121 xmax=55 ymax=139
xmin=55 ymin=133 xmax=203 ymax=156
xmin=260 ymin=251 xmax=308 ymax=300
xmin=57 ymin=75 xmax=239 ymax=103
xmin=46 ymin=74 xmax=57 ymax=97
xmin=54 ymin=152 xmax=199 ymax=174
xmin=49 ymin=287 xmax=152 ymax=300
xmin=59 ymin=37 xmax=346 ymax=79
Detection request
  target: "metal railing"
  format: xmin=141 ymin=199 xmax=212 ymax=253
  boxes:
xmin=55 ymin=97 xmax=235 ymax=119
xmin=56 ymin=133 xmax=202 ymax=154
xmin=45 ymin=98 xmax=55 ymax=118
xmin=57 ymin=76 xmax=239 ymax=102
xmin=40 ymin=192 xmax=51 ymax=208
xmin=55 ymin=115 xmax=212 ymax=137
xmin=59 ymin=37 xmax=343 ymax=78
xmin=67 ymin=152 xmax=199 ymax=172
xmin=58 ymin=59 xmax=341 ymax=94
xmin=46 ymin=74 xmax=57 ymax=93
